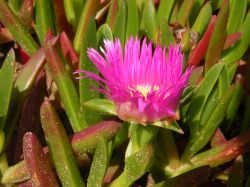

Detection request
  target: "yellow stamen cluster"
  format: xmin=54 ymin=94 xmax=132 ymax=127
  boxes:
xmin=133 ymin=85 xmax=159 ymax=98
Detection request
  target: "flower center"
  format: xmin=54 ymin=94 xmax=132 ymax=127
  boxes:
xmin=135 ymin=85 xmax=159 ymax=98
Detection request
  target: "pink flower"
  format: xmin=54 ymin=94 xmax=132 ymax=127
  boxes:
xmin=76 ymin=37 xmax=192 ymax=124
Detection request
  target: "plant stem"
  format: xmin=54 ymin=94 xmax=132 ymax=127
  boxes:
xmin=158 ymin=129 xmax=181 ymax=170
xmin=125 ymin=122 xmax=158 ymax=157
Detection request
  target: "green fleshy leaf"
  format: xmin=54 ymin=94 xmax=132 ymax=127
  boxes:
xmin=204 ymin=0 xmax=229 ymax=73
xmin=157 ymin=0 xmax=175 ymax=24
xmin=227 ymin=62 xmax=237 ymax=83
xmin=190 ymin=131 xmax=250 ymax=168
xmin=96 ymin=23 xmax=114 ymax=47
xmin=73 ymin=0 xmax=100 ymax=52
xmin=1 ymin=161 xmax=29 ymax=185
xmin=87 ymin=137 xmax=108 ymax=187
xmin=211 ymin=0 xmax=223 ymax=10
xmin=180 ymin=86 xmax=195 ymax=106
xmin=8 ymin=0 xmax=22 ymax=13
xmin=159 ymin=20 xmax=175 ymax=46
xmin=0 ymin=0 xmax=38 ymax=55
xmin=14 ymin=47 xmax=50 ymax=94
xmin=0 ymin=50 xmax=15 ymax=129
xmin=181 ymin=28 xmax=191 ymax=52
xmin=227 ymin=0 xmax=247 ymax=34
xmin=79 ymin=17 xmax=101 ymax=124
xmin=142 ymin=0 xmax=158 ymax=43
xmin=189 ymin=65 xmax=231 ymax=134
xmin=71 ymin=120 xmax=122 ymax=156
xmin=191 ymin=1 xmax=212 ymax=40
xmin=176 ymin=0 xmax=195 ymax=27
xmin=169 ymin=3 xmax=178 ymax=23
xmin=4 ymin=40 xmax=56 ymax=147
xmin=188 ymin=63 xmax=224 ymax=140
xmin=109 ymin=145 xmax=153 ymax=187
xmin=40 ymin=101 xmax=85 ymax=187
xmin=35 ymin=0 xmax=56 ymax=43
xmin=222 ymin=11 xmax=250 ymax=65
xmin=124 ymin=145 xmax=153 ymax=180
xmin=126 ymin=0 xmax=138 ymax=38
xmin=113 ymin=0 xmax=127 ymax=47
xmin=189 ymin=0 xmax=206 ymax=25
xmin=152 ymin=120 xmax=184 ymax=134
xmin=156 ymin=129 xmax=180 ymax=169
xmin=0 ymin=131 xmax=5 ymax=154
xmin=113 ymin=122 xmax=129 ymax=148
xmin=180 ymin=87 xmax=195 ymax=119
xmin=182 ymin=84 xmax=236 ymax=160
xmin=106 ymin=0 xmax=120 ymax=30
xmin=63 ymin=0 xmax=76 ymax=28
xmin=126 ymin=124 xmax=158 ymax=157
xmin=218 ymin=66 xmax=230 ymax=97
xmin=199 ymin=87 xmax=219 ymax=128
xmin=83 ymin=99 xmax=116 ymax=116
xmin=188 ymin=66 xmax=203 ymax=86
xmin=45 ymin=41 xmax=87 ymax=131
xmin=222 ymin=83 xmax=243 ymax=132
xmin=73 ymin=0 xmax=86 ymax=27
xmin=170 ymin=131 xmax=250 ymax=177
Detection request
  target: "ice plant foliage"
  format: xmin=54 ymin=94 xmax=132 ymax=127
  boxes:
xmin=2 ymin=1 xmax=250 ymax=185
xmin=76 ymin=37 xmax=191 ymax=124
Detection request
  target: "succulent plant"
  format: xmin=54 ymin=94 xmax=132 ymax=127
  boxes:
xmin=0 ymin=0 xmax=250 ymax=186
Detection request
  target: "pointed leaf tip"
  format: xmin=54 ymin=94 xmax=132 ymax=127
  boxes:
xmin=152 ymin=120 xmax=184 ymax=134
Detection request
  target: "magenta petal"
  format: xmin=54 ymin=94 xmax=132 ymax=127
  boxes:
xmin=138 ymin=98 xmax=147 ymax=112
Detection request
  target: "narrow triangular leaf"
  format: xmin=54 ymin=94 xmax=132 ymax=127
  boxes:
xmin=152 ymin=120 xmax=184 ymax=134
